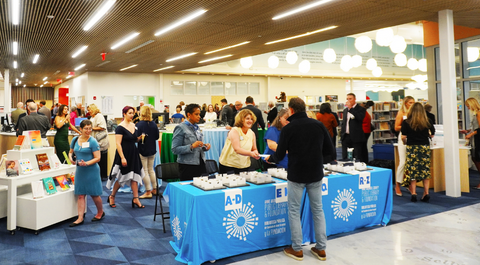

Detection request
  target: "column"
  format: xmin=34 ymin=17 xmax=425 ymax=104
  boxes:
xmin=438 ymin=9 xmax=461 ymax=197
xmin=4 ymin=69 xmax=11 ymax=113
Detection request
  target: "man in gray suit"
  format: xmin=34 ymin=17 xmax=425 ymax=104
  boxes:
xmin=38 ymin=100 xmax=52 ymax=122
xmin=17 ymin=102 xmax=51 ymax=138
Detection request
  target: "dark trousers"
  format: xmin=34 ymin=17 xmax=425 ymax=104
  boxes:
xmin=219 ymin=163 xmax=250 ymax=175
xmin=361 ymin=133 xmax=371 ymax=163
xmin=100 ymin=150 xmax=108 ymax=180
xmin=341 ymin=134 xmax=365 ymax=161
xmin=179 ymin=158 xmax=207 ymax=181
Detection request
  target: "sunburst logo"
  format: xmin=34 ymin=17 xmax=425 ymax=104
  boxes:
xmin=172 ymin=216 xmax=182 ymax=240
xmin=331 ymin=188 xmax=357 ymax=221
xmin=223 ymin=202 xmax=258 ymax=241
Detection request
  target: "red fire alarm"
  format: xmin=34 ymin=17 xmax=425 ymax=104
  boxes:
xmin=93 ymin=96 xmax=97 ymax=100
xmin=160 ymin=99 xmax=163 ymax=103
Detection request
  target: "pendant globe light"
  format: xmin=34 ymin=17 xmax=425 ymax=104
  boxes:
xmin=467 ymin=47 xmax=480 ymax=62
xmin=352 ymin=55 xmax=362 ymax=68
xmin=389 ymin=35 xmax=407 ymax=53
xmin=340 ymin=55 xmax=352 ymax=72
xmin=394 ymin=53 xmax=407 ymax=66
xmin=323 ymin=48 xmax=336 ymax=63
xmin=407 ymin=58 xmax=419 ymax=70
xmin=286 ymin=51 xmax=298 ymax=64
xmin=372 ymin=66 xmax=383 ymax=77
xmin=298 ymin=60 xmax=311 ymax=73
xmin=268 ymin=55 xmax=279 ymax=69
xmin=418 ymin=58 xmax=427 ymax=72
xmin=240 ymin=57 xmax=253 ymax=68
xmin=366 ymin=58 xmax=377 ymax=70
xmin=354 ymin=36 xmax=372 ymax=53
xmin=376 ymin=28 xmax=394 ymax=47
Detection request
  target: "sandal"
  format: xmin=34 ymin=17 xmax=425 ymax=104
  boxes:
xmin=107 ymin=195 xmax=116 ymax=208
xmin=132 ymin=197 xmax=145 ymax=208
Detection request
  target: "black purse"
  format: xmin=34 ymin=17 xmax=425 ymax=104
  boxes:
xmin=72 ymin=137 xmax=79 ymax=162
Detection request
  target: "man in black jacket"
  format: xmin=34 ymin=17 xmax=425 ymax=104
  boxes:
xmin=219 ymin=98 xmax=234 ymax=126
xmin=264 ymin=101 xmax=278 ymax=125
xmin=240 ymin=96 xmax=265 ymax=140
xmin=340 ymin=93 xmax=366 ymax=161
xmin=268 ymin=97 xmax=335 ymax=261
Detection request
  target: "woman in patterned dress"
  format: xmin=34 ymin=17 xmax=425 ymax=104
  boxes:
xmin=401 ymin=103 xmax=435 ymax=203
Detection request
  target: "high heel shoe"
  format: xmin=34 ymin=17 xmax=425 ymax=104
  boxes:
xmin=107 ymin=195 xmax=116 ymax=208
xmin=421 ymin=194 xmax=430 ymax=203
xmin=132 ymin=197 xmax=145 ymax=208
xmin=411 ymin=194 xmax=417 ymax=202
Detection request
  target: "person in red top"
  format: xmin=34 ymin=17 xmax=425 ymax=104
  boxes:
xmin=360 ymin=101 xmax=374 ymax=163
xmin=316 ymin=103 xmax=338 ymax=162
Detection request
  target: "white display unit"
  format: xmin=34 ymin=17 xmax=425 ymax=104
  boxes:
xmin=0 ymin=146 xmax=77 ymax=234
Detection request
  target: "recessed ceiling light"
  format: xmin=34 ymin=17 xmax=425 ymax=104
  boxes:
xmin=21 ymin=73 xmax=24 ymax=77
xmin=272 ymin=0 xmax=333 ymax=20
xmin=44 ymin=81 xmax=48 ymax=84
xmin=204 ymin=42 xmax=250 ymax=55
xmin=13 ymin=41 xmax=18 ymax=55
xmin=74 ymin=64 xmax=86 ymax=70
xmin=23 ymin=84 xmax=26 ymax=87
xmin=198 ymin=54 xmax=233 ymax=63
xmin=19 ymin=80 xmax=21 ymax=84
xmin=83 ymin=0 xmax=116 ymax=31
xmin=43 ymin=77 xmax=47 ymax=81
xmin=120 ymin=64 xmax=138 ymax=71
xmin=11 ymin=0 xmax=20 ymax=25
xmin=47 ymin=15 xmax=54 ymax=19
xmin=72 ymin=45 xmax=88 ymax=58
xmin=153 ymin=66 xmax=174 ymax=72
xmin=53 ymin=70 xmax=60 ymax=75
xmin=154 ymin=9 xmax=207 ymax=36
xmin=13 ymin=61 xmax=17 ymax=68
xmin=125 ymin=40 xmax=154 ymax=53
xmin=40 ymin=85 xmax=43 ymax=87
xmin=15 ymin=78 xmax=18 ymax=82
xmin=166 ymin=52 xmax=197 ymax=62
xmin=111 ymin=32 xmax=140 ymax=49
xmin=33 ymin=54 xmax=39 ymax=64
xmin=265 ymin=26 xmax=337 ymax=45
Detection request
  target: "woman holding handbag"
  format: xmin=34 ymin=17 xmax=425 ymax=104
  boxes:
xmin=89 ymin=104 xmax=110 ymax=180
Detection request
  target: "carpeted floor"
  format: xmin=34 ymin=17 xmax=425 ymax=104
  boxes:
xmin=0 ymin=166 xmax=479 ymax=264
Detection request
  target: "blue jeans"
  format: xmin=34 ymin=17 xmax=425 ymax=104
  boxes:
xmin=288 ymin=180 xmax=327 ymax=251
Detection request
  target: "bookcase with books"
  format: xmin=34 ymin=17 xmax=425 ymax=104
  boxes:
xmin=372 ymin=101 xmax=399 ymax=143
xmin=0 ymin=135 xmax=77 ymax=235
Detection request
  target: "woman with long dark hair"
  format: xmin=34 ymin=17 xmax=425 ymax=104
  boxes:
xmin=107 ymin=106 xmax=145 ymax=208
xmin=54 ymin=104 xmax=81 ymax=163
xmin=401 ymin=102 xmax=435 ymax=202
xmin=263 ymin=108 xmax=289 ymax=169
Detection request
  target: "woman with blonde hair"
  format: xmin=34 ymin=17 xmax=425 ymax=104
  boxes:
xmin=137 ymin=106 xmax=160 ymax=198
xmin=219 ymin=109 xmax=260 ymax=174
xmin=401 ymin=102 xmax=435 ymax=202
xmin=394 ymin=96 xmax=415 ymax=196
xmin=89 ymin=104 xmax=110 ymax=180
xmin=461 ymin=97 xmax=480 ymax=189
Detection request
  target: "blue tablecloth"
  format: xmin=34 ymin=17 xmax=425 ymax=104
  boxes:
xmin=164 ymin=167 xmax=392 ymax=265
xmin=203 ymin=128 xmax=229 ymax=163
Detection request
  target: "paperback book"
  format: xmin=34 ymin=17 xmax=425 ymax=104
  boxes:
xmin=0 ymin=154 xmax=7 ymax=172
xmin=5 ymin=160 xmax=19 ymax=177
xmin=62 ymin=151 xmax=72 ymax=165
xmin=13 ymin=135 xmax=26 ymax=150
xmin=50 ymin=155 xmax=61 ymax=169
xmin=18 ymin=159 xmax=33 ymax=174
xmin=31 ymin=181 xmax=45 ymax=199
xmin=55 ymin=175 xmax=71 ymax=191
xmin=36 ymin=153 xmax=51 ymax=171
xmin=65 ymin=173 xmax=75 ymax=185
xmin=42 ymin=177 xmax=57 ymax=195
xmin=25 ymin=130 xmax=42 ymax=149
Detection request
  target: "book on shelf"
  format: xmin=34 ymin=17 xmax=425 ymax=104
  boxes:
xmin=62 ymin=151 xmax=72 ymax=165
xmin=0 ymin=154 xmax=7 ymax=172
xmin=379 ymin=122 xmax=390 ymax=130
xmin=54 ymin=175 xmax=71 ymax=191
xmin=18 ymin=159 xmax=33 ymax=174
xmin=43 ymin=177 xmax=57 ymax=195
xmin=36 ymin=153 xmax=51 ymax=171
xmin=50 ymin=154 xmax=61 ymax=169
xmin=31 ymin=181 xmax=45 ymax=199
xmin=5 ymin=160 xmax=19 ymax=177
xmin=24 ymin=130 xmax=43 ymax=149
xmin=65 ymin=173 xmax=75 ymax=185
xmin=13 ymin=135 xmax=26 ymax=150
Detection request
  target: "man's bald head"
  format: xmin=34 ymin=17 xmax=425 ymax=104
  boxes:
xmin=28 ymin=102 xmax=38 ymax=112
xmin=17 ymin=102 xmax=23 ymax=109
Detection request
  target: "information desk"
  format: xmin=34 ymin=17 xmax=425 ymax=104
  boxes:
xmin=164 ymin=167 xmax=392 ymax=265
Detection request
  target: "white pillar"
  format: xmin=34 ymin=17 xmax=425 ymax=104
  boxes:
xmin=4 ymin=69 xmax=11 ymax=113
xmin=439 ymin=9 xmax=461 ymax=197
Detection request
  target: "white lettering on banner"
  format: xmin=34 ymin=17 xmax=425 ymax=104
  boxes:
xmin=264 ymin=199 xmax=287 ymax=218
xmin=223 ymin=189 xmax=242 ymax=211
xmin=359 ymin=171 xmax=371 ymax=189
xmin=223 ymin=202 xmax=258 ymax=241
xmin=322 ymin=177 xmax=328 ymax=195
xmin=273 ymin=183 xmax=288 ymax=203
xmin=263 ymin=199 xmax=288 ymax=237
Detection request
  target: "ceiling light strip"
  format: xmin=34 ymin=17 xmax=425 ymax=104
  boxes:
xmin=199 ymin=54 xmax=233 ymax=63
xmin=120 ymin=64 xmax=138 ymax=71
xmin=72 ymin=45 xmax=88 ymax=58
xmin=154 ymin=9 xmax=207 ymax=36
xmin=21 ymin=73 xmax=24 ymax=77
xmin=272 ymin=0 xmax=333 ymax=20
xmin=96 ymin=61 xmax=111 ymax=67
xmin=265 ymin=26 xmax=337 ymax=45
xmin=43 ymin=77 xmax=47 ymax=81
xmin=13 ymin=41 xmax=18 ymax=55
xmin=111 ymin=32 xmax=140 ymax=49
xmin=153 ymin=66 xmax=175 ymax=72
xmin=33 ymin=54 xmax=39 ymax=64
xmin=83 ymin=0 xmax=116 ymax=31
xmin=166 ymin=52 xmax=197 ymax=62
xmin=125 ymin=40 xmax=154 ymax=53
xmin=204 ymin=42 xmax=250 ymax=55
xmin=13 ymin=61 xmax=17 ymax=69
xmin=11 ymin=0 xmax=20 ymax=25
xmin=74 ymin=64 xmax=86 ymax=70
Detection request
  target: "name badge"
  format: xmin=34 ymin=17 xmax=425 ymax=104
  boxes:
xmin=82 ymin=142 xmax=90 ymax=148
xmin=240 ymin=136 xmax=244 ymax=141
xmin=403 ymin=115 xmax=407 ymax=120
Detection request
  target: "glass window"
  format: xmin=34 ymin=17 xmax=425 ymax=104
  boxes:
xmin=249 ymin=82 xmax=260 ymax=94
xmin=463 ymin=39 xmax=480 ymax=78
xmin=225 ymin=82 xmax=236 ymax=95
xmin=237 ymin=82 xmax=248 ymax=94
xmin=434 ymin=44 xmax=460 ymax=80
xmin=436 ymin=83 xmax=442 ymax=124
xmin=171 ymin=81 xmax=184 ymax=95
xmin=210 ymin=82 xmax=223 ymax=95
xmin=185 ymin=81 xmax=197 ymax=95
xmin=198 ymin=81 xmax=210 ymax=95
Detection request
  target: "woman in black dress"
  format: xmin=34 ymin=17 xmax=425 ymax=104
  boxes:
xmin=107 ymin=106 xmax=145 ymax=208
